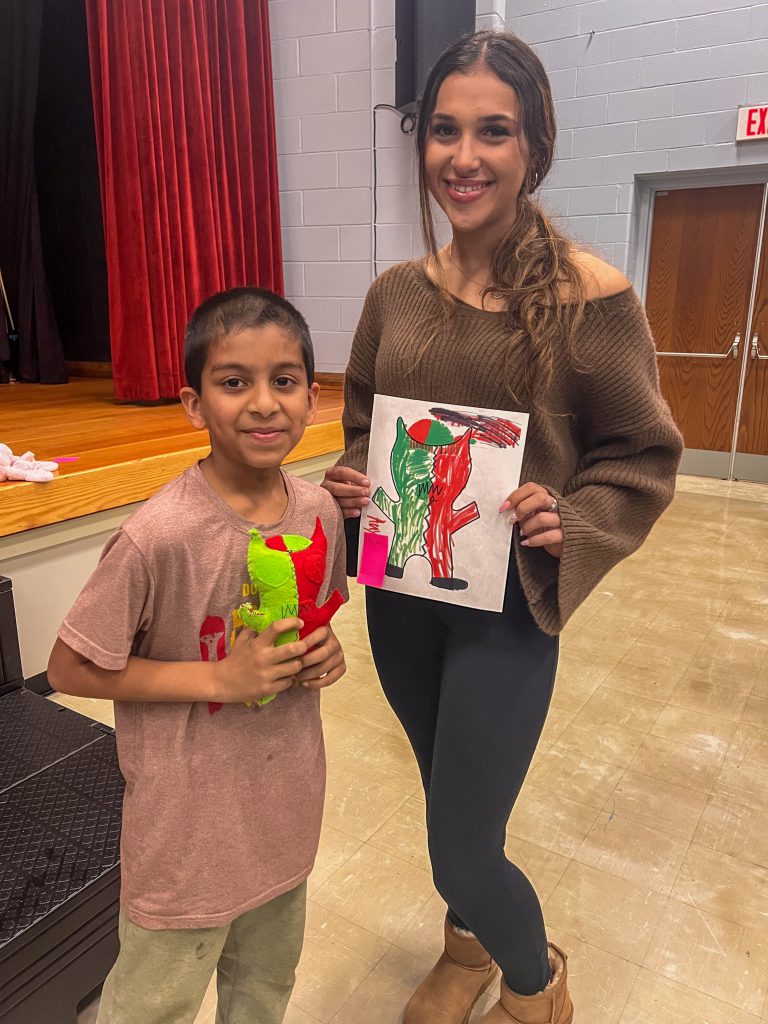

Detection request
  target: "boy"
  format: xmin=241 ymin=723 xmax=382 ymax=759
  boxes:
xmin=48 ymin=288 xmax=348 ymax=1024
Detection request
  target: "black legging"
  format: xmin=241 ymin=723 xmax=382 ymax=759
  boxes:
xmin=365 ymin=555 xmax=558 ymax=996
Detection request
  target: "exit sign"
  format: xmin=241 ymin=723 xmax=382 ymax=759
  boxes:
xmin=737 ymin=104 xmax=768 ymax=141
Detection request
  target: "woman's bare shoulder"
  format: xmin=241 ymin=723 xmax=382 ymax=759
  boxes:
xmin=568 ymin=249 xmax=631 ymax=300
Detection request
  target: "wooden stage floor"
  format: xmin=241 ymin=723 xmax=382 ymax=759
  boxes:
xmin=0 ymin=379 xmax=344 ymax=537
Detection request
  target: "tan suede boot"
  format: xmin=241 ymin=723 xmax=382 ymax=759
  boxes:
xmin=476 ymin=943 xmax=573 ymax=1023
xmin=402 ymin=916 xmax=500 ymax=1024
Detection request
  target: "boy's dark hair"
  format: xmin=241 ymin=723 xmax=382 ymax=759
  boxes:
xmin=184 ymin=287 xmax=314 ymax=393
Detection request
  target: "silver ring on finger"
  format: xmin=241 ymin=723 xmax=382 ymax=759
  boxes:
xmin=548 ymin=497 xmax=559 ymax=514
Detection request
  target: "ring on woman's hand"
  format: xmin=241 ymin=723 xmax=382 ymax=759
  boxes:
xmin=548 ymin=497 xmax=559 ymax=514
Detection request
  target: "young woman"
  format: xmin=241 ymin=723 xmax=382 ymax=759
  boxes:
xmin=323 ymin=31 xmax=682 ymax=1024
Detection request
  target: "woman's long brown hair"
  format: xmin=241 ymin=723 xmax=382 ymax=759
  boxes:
xmin=416 ymin=31 xmax=587 ymax=403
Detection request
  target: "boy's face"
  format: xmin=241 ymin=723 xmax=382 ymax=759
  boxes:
xmin=180 ymin=325 xmax=320 ymax=472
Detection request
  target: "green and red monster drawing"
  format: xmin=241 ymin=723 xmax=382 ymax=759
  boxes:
xmin=372 ymin=409 xmax=521 ymax=591
xmin=206 ymin=517 xmax=343 ymax=714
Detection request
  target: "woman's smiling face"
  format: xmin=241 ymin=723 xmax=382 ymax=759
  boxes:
xmin=424 ymin=68 xmax=528 ymax=241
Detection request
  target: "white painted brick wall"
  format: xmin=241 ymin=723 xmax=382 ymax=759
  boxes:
xmin=269 ymin=0 xmax=403 ymax=371
xmin=339 ymin=150 xmax=372 ymax=188
xmin=303 ymin=187 xmax=370 ymax=225
xmin=271 ymin=1 xmax=768 ymax=369
xmin=269 ymin=0 xmax=335 ymax=40
xmin=300 ymin=111 xmax=370 ymax=153
xmin=300 ymin=31 xmax=370 ymax=76
xmin=508 ymin=1 xmax=768 ymax=274
xmin=269 ymin=0 xmax=486 ymax=372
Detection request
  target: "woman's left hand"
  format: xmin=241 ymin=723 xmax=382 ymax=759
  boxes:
xmin=500 ymin=482 xmax=564 ymax=559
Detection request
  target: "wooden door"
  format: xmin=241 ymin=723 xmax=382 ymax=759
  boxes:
xmin=735 ymin=195 xmax=768 ymax=469
xmin=645 ymin=185 xmax=764 ymax=468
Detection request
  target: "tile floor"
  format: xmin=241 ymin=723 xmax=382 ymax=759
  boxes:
xmin=69 ymin=474 xmax=768 ymax=1023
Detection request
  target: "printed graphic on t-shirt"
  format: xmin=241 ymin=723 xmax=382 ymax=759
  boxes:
xmin=199 ymin=615 xmax=227 ymax=663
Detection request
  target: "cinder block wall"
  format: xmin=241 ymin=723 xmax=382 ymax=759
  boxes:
xmin=269 ymin=0 xmax=376 ymax=372
xmin=507 ymin=1 xmax=768 ymax=274
xmin=268 ymin=0 xmax=501 ymax=372
xmin=269 ymin=0 xmax=768 ymax=368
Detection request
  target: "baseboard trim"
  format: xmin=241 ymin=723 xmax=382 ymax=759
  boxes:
xmin=316 ymin=372 xmax=343 ymax=388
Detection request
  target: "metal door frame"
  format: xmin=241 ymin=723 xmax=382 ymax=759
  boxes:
xmin=731 ymin=184 xmax=768 ymax=480
xmin=633 ymin=168 xmax=768 ymax=481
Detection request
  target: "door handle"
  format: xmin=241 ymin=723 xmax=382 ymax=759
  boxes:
xmin=751 ymin=334 xmax=768 ymax=361
xmin=657 ymin=333 xmax=740 ymax=359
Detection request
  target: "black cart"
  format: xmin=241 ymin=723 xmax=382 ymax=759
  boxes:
xmin=0 ymin=576 xmax=123 ymax=1024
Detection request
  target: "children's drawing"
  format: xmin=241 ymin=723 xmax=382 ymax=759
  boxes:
xmin=207 ymin=517 xmax=344 ymax=715
xmin=361 ymin=397 xmax=529 ymax=612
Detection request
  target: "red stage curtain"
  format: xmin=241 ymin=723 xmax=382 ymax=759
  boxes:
xmin=85 ymin=0 xmax=283 ymax=400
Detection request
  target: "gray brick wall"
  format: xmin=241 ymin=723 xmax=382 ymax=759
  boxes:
xmin=270 ymin=1 xmax=768 ymax=370
xmin=507 ymin=1 xmax=768 ymax=273
xmin=269 ymin=0 xmax=493 ymax=372
xmin=270 ymin=0 xmax=408 ymax=372
xmin=269 ymin=2 xmax=360 ymax=371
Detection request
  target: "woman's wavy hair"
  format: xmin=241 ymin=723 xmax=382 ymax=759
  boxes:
xmin=416 ymin=30 xmax=586 ymax=401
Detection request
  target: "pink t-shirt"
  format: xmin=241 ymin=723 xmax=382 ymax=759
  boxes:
xmin=59 ymin=463 xmax=348 ymax=929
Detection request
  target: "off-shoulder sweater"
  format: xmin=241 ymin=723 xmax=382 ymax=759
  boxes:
xmin=337 ymin=260 xmax=683 ymax=635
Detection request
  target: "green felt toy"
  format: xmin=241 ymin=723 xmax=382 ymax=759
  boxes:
xmin=208 ymin=519 xmax=343 ymax=715
xmin=238 ymin=530 xmax=311 ymax=707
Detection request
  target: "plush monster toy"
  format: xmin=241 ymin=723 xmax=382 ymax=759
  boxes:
xmin=208 ymin=517 xmax=343 ymax=714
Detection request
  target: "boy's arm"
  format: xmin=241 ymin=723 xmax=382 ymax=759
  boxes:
xmin=48 ymin=639 xmax=221 ymax=702
xmin=52 ymin=528 xmax=302 ymax=705
xmin=48 ymin=617 xmax=308 ymax=705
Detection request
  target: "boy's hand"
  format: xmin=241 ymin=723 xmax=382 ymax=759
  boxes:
xmin=214 ymin=618 xmax=307 ymax=703
xmin=294 ymin=626 xmax=346 ymax=690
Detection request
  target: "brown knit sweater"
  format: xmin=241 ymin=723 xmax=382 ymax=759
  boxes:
xmin=338 ymin=260 xmax=683 ymax=635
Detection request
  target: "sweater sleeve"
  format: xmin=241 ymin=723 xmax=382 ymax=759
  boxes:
xmin=518 ymin=290 xmax=684 ymax=634
xmin=337 ymin=274 xmax=384 ymax=474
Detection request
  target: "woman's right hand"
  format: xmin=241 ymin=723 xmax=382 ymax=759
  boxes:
xmin=322 ymin=466 xmax=371 ymax=519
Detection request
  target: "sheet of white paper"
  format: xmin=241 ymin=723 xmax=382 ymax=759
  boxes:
xmin=359 ymin=395 xmax=529 ymax=612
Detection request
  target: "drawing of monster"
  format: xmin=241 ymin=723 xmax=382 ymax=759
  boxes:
xmin=207 ymin=517 xmax=343 ymax=715
xmin=372 ymin=417 xmax=478 ymax=590
xmin=371 ymin=409 xmax=522 ymax=591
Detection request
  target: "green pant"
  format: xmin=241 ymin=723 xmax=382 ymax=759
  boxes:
xmin=96 ymin=882 xmax=307 ymax=1024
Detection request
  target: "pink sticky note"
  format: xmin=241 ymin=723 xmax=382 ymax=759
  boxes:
xmin=51 ymin=456 xmax=80 ymax=463
xmin=358 ymin=531 xmax=389 ymax=588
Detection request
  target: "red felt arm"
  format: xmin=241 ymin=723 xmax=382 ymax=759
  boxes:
xmin=298 ymin=589 xmax=345 ymax=640
xmin=317 ymin=589 xmax=345 ymax=623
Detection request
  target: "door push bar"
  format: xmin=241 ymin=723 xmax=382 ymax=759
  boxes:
xmin=656 ymin=333 xmax=740 ymax=360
